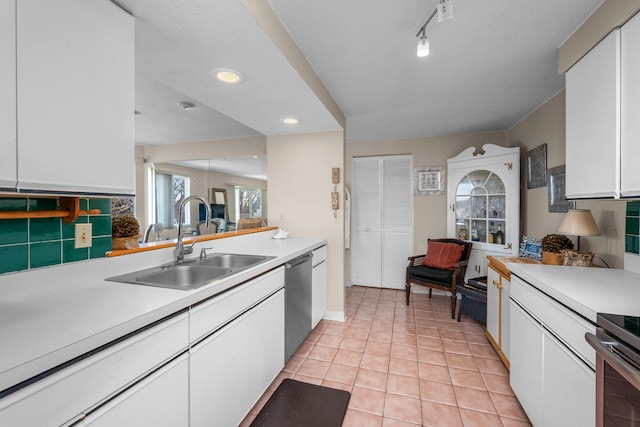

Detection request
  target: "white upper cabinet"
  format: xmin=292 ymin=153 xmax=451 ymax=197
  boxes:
xmin=16 ymin=0 xmax=134 ymax=195
xmin=622 ymin=13 xmax=640 ymax=197
xmin=566 ymin=29 xmax=620 ymax=199
xmin=0 ymin=0 xmax=17 ymax=190
xmin=566 ymin=13 xmax=640 ymax=199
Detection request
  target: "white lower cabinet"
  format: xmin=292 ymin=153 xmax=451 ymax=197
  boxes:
xmin=509 ymin=302 xmax=544 ymax=427
xmin=190 ymin=289 xmax=285 ymax=427
xmin=81 ymin=354 xmax=189 ymax=427
xmin=486 ymin=260 xmax=511 ymax=366
xmin=0 ymin=312 xmax=189 ymax=427
xmin=312 ymin=246 xmax=327 ymax=327
xmin=510 ymin=275 xmax=596 ymax=427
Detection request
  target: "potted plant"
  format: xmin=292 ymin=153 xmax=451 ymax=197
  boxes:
xmin=111 ymin=214 xmax=141 ymax=250
xmin=541 ymin=233 xmax=574 ymax=265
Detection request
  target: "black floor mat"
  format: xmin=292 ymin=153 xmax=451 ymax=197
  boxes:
xmin=250 ymin=379 xmax=351 ymax=427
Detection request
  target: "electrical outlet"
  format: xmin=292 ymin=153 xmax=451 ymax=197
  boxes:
xmin=74 ymin=223 xmax=92 ymax=249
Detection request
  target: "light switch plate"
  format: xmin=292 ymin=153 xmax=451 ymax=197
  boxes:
xmin=74 ymin=223 xmax=92 ymax=249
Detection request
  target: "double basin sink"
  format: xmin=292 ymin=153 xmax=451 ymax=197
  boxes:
xmin=106 ymin=253 xmax=275 ymax=290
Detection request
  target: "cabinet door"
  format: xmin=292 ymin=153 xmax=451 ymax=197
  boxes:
xmin=621 ymin=13 xmax=640 ymax=197
xmin=0 ymin=0 xmax=16 ymax=190
xmin=566 ymin=29 xmax=620 ymax=199
xmin=16 ymin=0 xmax=134 ymax=195
xmin=81 ymin=354 xmax=189 ymax=427
xmin=486 ymin=267 xmax=500 ymax=347
xmin=541 ymin=331 xmax=595 ymax=427
xmin=501 ymin=277 xmax=511 ymax=361
xmin=312 ymin=261 xmax=326 ymax=328
xmin=190 ymin=290 xmax=285 ymax=427
xmin=509 ymin=301 xmax=543 ymax=426
xmin=465 ymin=249 xmax=490 ymax=281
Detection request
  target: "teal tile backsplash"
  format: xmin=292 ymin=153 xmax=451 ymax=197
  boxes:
xmin=626 ymin=201 xmax=640 ymax=255
xmin=0 ymin=197 xmax=112 ymax=275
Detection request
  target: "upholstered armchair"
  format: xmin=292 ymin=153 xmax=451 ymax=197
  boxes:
xmin=405 ymin=238 xmax=473 ymax=318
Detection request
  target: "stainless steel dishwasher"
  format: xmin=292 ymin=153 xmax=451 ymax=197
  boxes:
xmin=285 ymin=252 xmax=313 ymax=362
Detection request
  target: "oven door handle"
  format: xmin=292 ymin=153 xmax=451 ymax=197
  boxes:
xmin=586 ymin=332 xmax=640 ymax=390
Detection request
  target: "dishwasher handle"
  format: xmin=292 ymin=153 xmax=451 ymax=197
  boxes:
xmin=586 ymin=332 xmax=640 ymax=391
xmin=285 ymin=253 xmax=313 ymax=269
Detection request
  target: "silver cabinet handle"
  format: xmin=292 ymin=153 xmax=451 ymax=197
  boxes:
xmin=586 ymin=332 xmax=640 ymax=390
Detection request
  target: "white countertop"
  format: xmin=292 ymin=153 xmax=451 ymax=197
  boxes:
xmin=0 ymin=231 xmax=326 ymax=393
xmin=506 ymin=263 xmax=640 ymax=323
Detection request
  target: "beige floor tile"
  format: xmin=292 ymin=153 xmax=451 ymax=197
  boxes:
xmin=421 ymin=401 xmax=463 ymax=427
xmin=360 ymin=353 xmax=391 ymax=372
xmin=449 ymin=367 xmax=486 ymax=390
xmin=500 ymin=416 xmax=534 ymax=426
xmin=325 ymin=363 xmax=358 ymax=384
xmin=307 ymin=344 xmax=338 ymax=362
xmin=390 ymin=344 xmax=418 ymax=361
xmin=316 ymin=333 xmax=343 ymax=348
xmin=475 ymin=356 xmax=509 ymax=376
xmin=384 ymin=393 xmax=423 ymax=425
xmin=333 ymin=348 xmax=363 ymax=367
xmin=419 ymin=379 xmax=458 ymax=406
xmin=389 ymin=357 xmax=419 ymax=377
xmin=341 ymin=337 xmax=367 ymax=352
xmin=454 ymin=386 xmax=497 ymax=414
xmin=382 ymin=417 xmax=422 ymax=426
xmin=417 ymin=348 xmax=448 ymax=366
xmin=387 ymin=373 xmax=421 ymax=398
xmin=459 ymin=408 xmax=503 ymax=427
xmin=296 ymin=358 xmax=330 ymax=378
xmin=348 ymin=385 xmax=386 ymax=415
xmin=491 ymin=392 xmax=529 ymax=420
xmin=482 ymin=372 xmax=515 ymax=395
xmin=445 ymin=352 xmax=479 ymax=371
xmin=418 ymin=362 xmax=452 ymax=383
xmin=442 ymin=339 xmax=472 ymax=355
xmin=343 ymin=409 xmax=383 ymax=427
xmin=365 ymin=340 xmax=392 ymax=356
xmin=355 ymin=367 xmax=389 ymax=391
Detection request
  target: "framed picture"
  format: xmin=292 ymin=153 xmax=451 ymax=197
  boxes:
xmin=526 ymin=143 xmax=547 ymax=189
xmin=414 ymin=166 xmax=445 ymax=196
xmin=519 ymin=236 xmax=542 ymax=261
xmin=547 ymin=165 xmax=575 ymax=213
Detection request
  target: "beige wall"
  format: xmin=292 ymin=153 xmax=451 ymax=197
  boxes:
xmin=344 ymin=131 xmax=509 ymax=282
xmin=267 ymin=130 xmax=345 ymax=318
xmin=508 ymin=90 xmax=626 ymax=268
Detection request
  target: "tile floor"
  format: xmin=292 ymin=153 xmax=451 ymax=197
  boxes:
xmin=241 ymin=286 xmax=532 ymax=426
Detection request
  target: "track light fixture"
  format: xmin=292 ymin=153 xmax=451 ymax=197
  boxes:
xmin=416 ymin=0 xmax=454 ymax=58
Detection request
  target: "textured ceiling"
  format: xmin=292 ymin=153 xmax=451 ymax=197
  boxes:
xmin=113 ymin=0 xmax=604 ymax=167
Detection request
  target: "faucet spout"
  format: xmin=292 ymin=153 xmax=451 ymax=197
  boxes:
xmin=174 ymin=195 xmax=211 ymax=262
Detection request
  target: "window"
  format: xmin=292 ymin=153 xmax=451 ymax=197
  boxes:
xmin=149 ymin=168 xmax=191 ymax=229
xmin=236 ymin=187 xmax=262 ymax=219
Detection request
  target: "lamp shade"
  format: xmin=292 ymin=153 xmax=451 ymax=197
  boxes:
xmin=558 ymin=209 xmax=601 ymax=236
xmin=417 ymin=36 xmax=430 ymax=57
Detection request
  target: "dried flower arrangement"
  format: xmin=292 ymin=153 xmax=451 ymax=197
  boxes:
xmin=541 ymin=234 xmax=574 ymax=253
xmin=111 ymin=214 xmax=140 ymax=238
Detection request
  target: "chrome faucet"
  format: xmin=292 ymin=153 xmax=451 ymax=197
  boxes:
xmin=174 ymin=195 xmax=211 ymax=262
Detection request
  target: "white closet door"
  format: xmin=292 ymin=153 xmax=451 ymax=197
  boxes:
xmin=351 ymin=155 xmax=413 ymax=289
xmin=382 ymin=156 xmax=413 ymax=289
xmin=351 ymin=158 xmax=382 ymax=286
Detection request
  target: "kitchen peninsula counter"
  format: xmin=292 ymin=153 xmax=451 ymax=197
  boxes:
xmin=0 ymin=230 xmax=325 ymax=394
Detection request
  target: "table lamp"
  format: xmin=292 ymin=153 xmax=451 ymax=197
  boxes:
xmin=558 ymin=209 xmax=600 ymax=251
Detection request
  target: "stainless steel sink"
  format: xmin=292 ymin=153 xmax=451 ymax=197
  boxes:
xmin=105 ymin=253 xmax=275 ymax=290
xmin=198 ymin=253 xmax=273 ymax=269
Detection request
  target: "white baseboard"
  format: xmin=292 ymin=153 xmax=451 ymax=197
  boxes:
xmin=323 ymin=310 xmax=346 ymax=322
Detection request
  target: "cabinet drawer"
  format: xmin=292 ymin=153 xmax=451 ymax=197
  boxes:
xmin=189 ymin=267 xmax=285 ymax=343
xmin=511 ymin=276 xmax=596 ymax=368
xmin=0 ymin=312 xmax=189 ymax=426
xmin=313 ymin=246 xmax=326 ymax=266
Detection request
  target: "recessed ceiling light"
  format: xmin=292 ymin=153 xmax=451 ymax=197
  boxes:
xmin=281 ymin=117 xmax=299 ymax=125
xmin=177 ymin=101 xmax=196 ymax=110
xmin=212 ymin=68 xmax=244 ymax=84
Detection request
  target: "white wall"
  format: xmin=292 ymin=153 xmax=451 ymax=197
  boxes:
xmin=267 ymin=130 xmax=345 ymax=319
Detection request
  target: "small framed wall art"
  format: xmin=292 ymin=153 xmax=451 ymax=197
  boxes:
xmin=547 ymin=165 xmax=575 ymax=213
xmin=526 ymin=143 xmax=547 ymax=189
xmin=414 ymin=166 xmax=445 ymax=196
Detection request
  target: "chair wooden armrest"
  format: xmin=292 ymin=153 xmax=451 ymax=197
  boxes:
xmin=407 ymin=254 xmax=426 ymax=267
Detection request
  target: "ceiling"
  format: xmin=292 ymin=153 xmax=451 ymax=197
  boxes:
xmin=113 ymin=0 xmax=603 ymax=173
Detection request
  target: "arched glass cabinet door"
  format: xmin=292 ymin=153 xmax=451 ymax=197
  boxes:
xmin=454 ymin=169 xmax=506 ymax=245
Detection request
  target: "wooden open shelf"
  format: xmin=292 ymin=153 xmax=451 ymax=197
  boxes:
xmin=0 ymin=197 xmax=101 ymax=223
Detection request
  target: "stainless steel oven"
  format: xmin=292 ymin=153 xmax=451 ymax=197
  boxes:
xmin=586 ymin=314 xmax=640 ymax=427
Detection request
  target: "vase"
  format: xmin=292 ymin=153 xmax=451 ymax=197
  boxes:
xmin=112 ymin=234 xmax=141 ymax=250
xmin=542 ymin=251 xmax=563 ymax=265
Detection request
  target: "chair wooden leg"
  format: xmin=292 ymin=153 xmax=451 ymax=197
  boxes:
xmin=450 ymin=294 xmax=456 ymax=319
xmin=428 ymin=288 xmax=432 ymax=299
xmin=405 ymin=284 xmax=411 ymax=305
